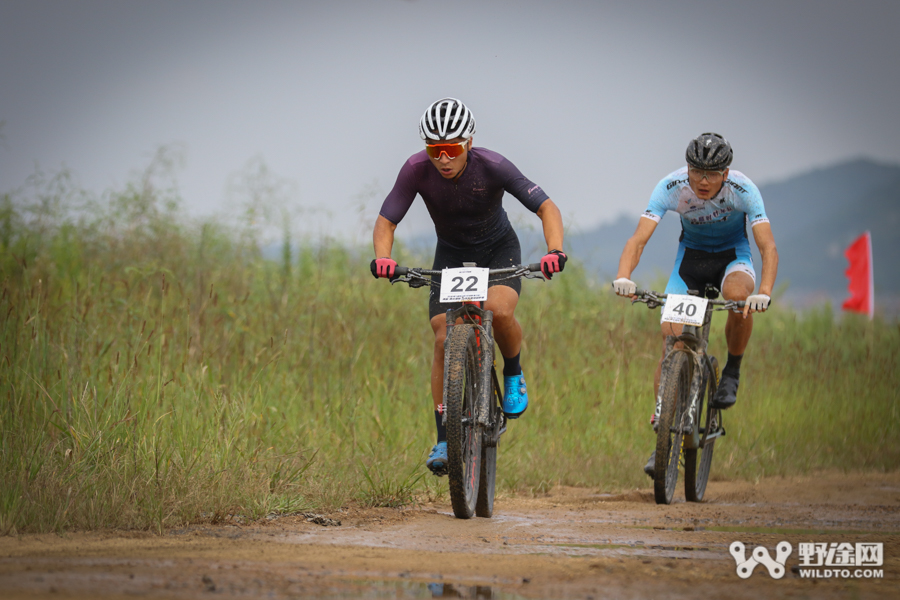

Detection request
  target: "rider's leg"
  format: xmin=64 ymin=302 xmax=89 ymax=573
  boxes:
xmin=427 ymin=314 xmax=449 ymax=474
xmin=712 ymin=271 xmax=755 ymax=408
xmin=485 ymin=285 xmax=522 ymax=365
xmin=430 ymin=314 xmax=448 ymax=413
xmin=485 ymin=285 xmax=529 ymax=417
xmin=722 ymin=271 xmax=755 ymax=354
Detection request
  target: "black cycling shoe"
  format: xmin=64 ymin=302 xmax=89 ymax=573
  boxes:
xmin=710 ymin=371 xmax=739 ymax=409
xmin=643 ymin=452 xmax=655 ymax=478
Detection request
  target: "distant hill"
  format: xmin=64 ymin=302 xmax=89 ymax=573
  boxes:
xmin=564 ymin=158 xmax=900 ymax=304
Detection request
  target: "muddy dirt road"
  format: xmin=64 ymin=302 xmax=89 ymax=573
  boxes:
xmin=2 ymin=472 xmax=898 ymax=599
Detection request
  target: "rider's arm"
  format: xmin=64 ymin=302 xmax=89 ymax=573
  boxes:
xmin=745 ymin=222 xmax=778 ymax=316
xmin=616 ymin=217 xmax=658 ymax=280
xmin=752 ymin=222 xmax=778 ymax=296
xmin=373 ymin=215 xmax=397 ymax=258
xmin=536 ymin=199 xmax=564 ymax=251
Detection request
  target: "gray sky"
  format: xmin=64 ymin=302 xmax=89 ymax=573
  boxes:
xmin=2 ymin=0 xmax=899 ymax=244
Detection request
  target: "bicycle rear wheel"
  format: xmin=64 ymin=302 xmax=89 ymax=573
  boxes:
xmin=445 ymin=324 xmax=482 ymax=519
xmin=685 ymin=356 xmax=719 ymax=502
xmin=475 ymin=367 xmax=502 ymax=518
xmin=654 ymin=351 xmax=691 ymax=505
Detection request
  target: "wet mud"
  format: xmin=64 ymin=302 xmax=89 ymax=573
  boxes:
xmin=2 ymin=471 xmax=899 ymax=599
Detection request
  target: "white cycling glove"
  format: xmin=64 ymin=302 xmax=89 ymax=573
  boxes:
xmin=613 ymin=277 xmax=636 ymax=296
xmin=746 ymin=294 xmax=771 ymax=311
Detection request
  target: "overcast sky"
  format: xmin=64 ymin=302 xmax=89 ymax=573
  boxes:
xmin=2 ymin=0 xmax=899 ymax=245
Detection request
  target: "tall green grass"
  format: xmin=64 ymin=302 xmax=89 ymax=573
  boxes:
xmin=1 ymin=167 xmax=898 ymax=533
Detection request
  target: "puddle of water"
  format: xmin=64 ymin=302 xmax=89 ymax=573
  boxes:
xmin=622 ymin=524 xmax=897 ymax=536
xmin=555 ymin=543 xmax=711 ymax=552
xmin=315 ymin=579 xmax=526 ymax=599
xmin=700 ymin=525 xmax=898 ymax=536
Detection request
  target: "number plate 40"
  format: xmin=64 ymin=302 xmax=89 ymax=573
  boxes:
xmin=439 ymin=267 xmax=489 ymax=302
xmin=661 ymin=294 xmax=708 ymax=326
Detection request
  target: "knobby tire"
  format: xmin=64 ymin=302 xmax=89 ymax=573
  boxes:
xmin=654 ymin=351 xmax=691 ymax=505
xmin=475 ymin=368 xmax=502 ymax=518
xmin=685 ymin=355 xmax=719 ymax=502
xmin=445 ymin=325 xmax=482 ymax=519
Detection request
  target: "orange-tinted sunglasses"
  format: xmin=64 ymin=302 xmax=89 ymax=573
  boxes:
xmin=425 ymin=140 xmax=468 ymax=160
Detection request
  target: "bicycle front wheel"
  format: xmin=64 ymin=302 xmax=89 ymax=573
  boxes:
xmin=445 ymin=324 xmax=482 ymax=519
xmin=654 ymin=351 xmax=691 ymax=505
xmin=685 ymin=355 xmax=719 ymax=502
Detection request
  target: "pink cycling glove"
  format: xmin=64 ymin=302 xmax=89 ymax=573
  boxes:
xmin=370 ymin=257 xmax=397 ymax=279
xmin=540 ymin=250 xmax=567 ymax=279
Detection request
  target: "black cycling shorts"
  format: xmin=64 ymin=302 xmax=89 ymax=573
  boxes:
xmin=664 ymin=243 xmax=755 ymax=297
xmin=428 ymin=228 xmax=522 ymax=320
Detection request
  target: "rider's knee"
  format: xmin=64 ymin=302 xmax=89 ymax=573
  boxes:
xmin=431 ymin=317 xmax=447 ymax=347
xmin=722 ymin=273 xmax=754 ymax=301
xmin=724 ymin=287 xmax=750 ymax=302
xmin=491 ymin=304 xmax=516 ymax=326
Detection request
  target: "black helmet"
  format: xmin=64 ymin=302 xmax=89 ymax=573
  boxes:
xmin=685 ymin=132 xmax=733 ymax=171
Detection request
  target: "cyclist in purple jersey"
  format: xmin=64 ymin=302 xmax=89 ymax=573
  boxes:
xmin=612 ymin=133 xmax=779 ymax=478
xmin=379 ymin=146 xmax=549 ymax=250
xmin=371 ymin=98 xmax=567 ymax=475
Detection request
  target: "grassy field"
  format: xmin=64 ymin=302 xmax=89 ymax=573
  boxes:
xmin=2 ymin=171 xmax=898 ymax=534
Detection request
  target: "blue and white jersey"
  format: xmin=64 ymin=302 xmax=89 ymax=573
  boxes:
xmin=641 ymin=167 xmax=769 ymax=252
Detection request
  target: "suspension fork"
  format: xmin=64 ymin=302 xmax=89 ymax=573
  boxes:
xmin=682 ymin=351 xmax=705 ymax=449
xmin=445 ymin=301 xmax=495 ymax=428
xmin=472 ymin=300 xmax=495 ymax=428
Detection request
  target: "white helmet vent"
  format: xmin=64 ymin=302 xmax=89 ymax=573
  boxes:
xmin=419 ymin=97 xmax=476 ymax=141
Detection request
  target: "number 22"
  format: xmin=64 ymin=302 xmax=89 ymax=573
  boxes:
xmin=450 ymin=276 xmax=479 ymax=292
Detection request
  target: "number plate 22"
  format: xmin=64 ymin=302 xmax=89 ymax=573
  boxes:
xmin=660 ymin=294 xmax=708 ymax=326
xmin=439 ymin=267 xmax=489 ymax=302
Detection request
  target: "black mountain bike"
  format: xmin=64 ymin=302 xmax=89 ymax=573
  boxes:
xmin=631 ymin=286 xmax=745 ymax=505
xmin=392 ymin=263 xmax=543 ymax=519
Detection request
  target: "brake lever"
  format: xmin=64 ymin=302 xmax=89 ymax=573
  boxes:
xmin=390 ymin=273 xmax=428 ymax=288
xmin=523 ymin=271 xmax=545 ymax=281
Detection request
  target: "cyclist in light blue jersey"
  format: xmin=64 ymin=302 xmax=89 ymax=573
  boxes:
xmin=612 ymin=133 xmax=779 ymax=478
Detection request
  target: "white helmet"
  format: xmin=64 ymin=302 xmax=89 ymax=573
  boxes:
xmin=418 ymin=97 xmax=476 ymax=141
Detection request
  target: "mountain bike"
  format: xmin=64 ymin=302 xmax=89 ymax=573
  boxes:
xmin=630 ymin=286 xmax=745 ymax=505
xmin=392 ymin=263 xmax=544 ymax=519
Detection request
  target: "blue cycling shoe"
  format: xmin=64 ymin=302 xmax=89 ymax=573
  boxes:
xmin=502 ymin=372 xmax=528 ymax=418
xmin=426 ymin=441 xmax=448 ymax=476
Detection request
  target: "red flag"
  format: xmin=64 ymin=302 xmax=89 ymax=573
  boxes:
xmin=842 ymin=231 xmax=874 ymax=318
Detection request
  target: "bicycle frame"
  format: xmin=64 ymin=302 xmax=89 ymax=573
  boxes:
xmin=659 ymin=306 xmax=719 ymax=450
xmin=639 ymin=287 xmax=742 ymax=449
xmin=392 ymin=262 xmax=543 ymax=439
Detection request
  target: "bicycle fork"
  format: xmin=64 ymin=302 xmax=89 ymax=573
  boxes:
xmin=682 ymin=352 xmax=706 ymax=450
xmin=652 ymin=347 xmax=705 ymax=445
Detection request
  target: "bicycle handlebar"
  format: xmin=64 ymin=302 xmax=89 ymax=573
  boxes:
xmin=394 ymin=264 xmax=542 ymax=277
xmin=391 ymin=263 xmax=545 ymax=287
xmin=631 ymin=289 xmax=746 ymax=311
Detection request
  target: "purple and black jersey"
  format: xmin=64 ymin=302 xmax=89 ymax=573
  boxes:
xmin=379 ymin=147 xmax=550 ymax=250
